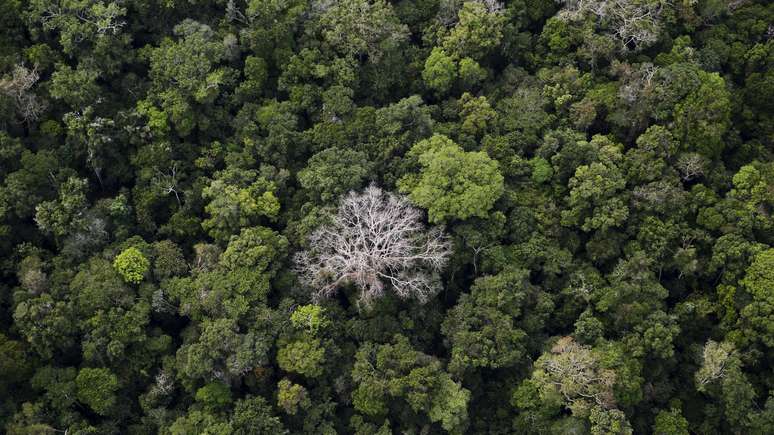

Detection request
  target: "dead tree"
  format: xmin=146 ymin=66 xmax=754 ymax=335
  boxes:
xmin=676 ymin=153 xmax=707 ymax=181
xmin=294 ymin=185 xmax=451 ymax=308
xmin=557 ymin=0 xmax=667 ymax=49
xmin=153 ymin=163 xmax=183 ymax=205
xmin=0 ymin=64 xmax=47 ymax=124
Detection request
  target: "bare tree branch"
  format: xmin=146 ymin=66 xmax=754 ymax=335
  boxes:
xmin=294 ymin=185 xmax=451 ymax=308
xmin=557 ymin=0 xmax=667 ymax=49
xmin=676 ymin=153 xmax=708 ymax=181
xmin=0 ymin=64 xmax=47 ymax=124
xmin=153 ymin=163 xmax=183 ymax=205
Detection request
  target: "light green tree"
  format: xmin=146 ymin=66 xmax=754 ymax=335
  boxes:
xmin=75 ymin=367 xmax=119 ymax=416
xmin=422 ymin=48 xmax=457 ymax=94
xmin=399 ymin=134 xmax=503 ymax=223
xmin=114 ymin=247 xmax=149 ymax=284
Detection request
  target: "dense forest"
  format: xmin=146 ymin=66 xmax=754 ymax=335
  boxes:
xmin=0 ymin=0 xmax=772 ymax=433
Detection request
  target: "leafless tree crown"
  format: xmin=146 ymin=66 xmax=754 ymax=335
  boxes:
xmin=557 ymin=0 xmax=667 ymax=49
xmin=676 ymin=153 xmax=708 ymax=181
xmin=294 ymin=185 xmax=451 ymax=308
xmin=0 ymin=64 xmax=47 ymax=123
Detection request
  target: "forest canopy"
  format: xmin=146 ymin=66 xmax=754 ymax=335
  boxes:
xmin=0 ymin=0 xmax=773 ymax=434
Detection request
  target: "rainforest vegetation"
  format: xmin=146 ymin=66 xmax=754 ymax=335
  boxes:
xmin=0 ymin=0 xmax=773 ymax=433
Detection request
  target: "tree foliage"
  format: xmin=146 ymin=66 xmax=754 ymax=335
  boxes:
xmin=0 ymin=0 xmax=772 ymax=433
xmin=114 ymin=246 xmax=150 ymax=284
xmin=399 ymin=134 xmax=504 ymax=223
